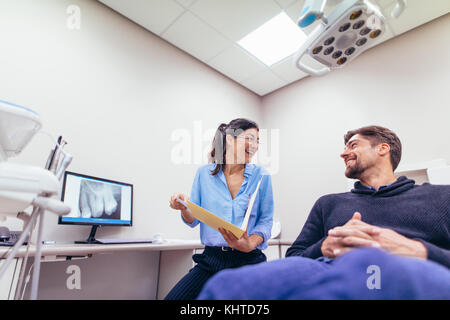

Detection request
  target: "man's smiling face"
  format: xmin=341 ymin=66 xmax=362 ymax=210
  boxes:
xmin=340 ymin=134 xmax=379 ymax=179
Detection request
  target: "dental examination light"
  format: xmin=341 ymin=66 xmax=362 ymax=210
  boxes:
xmin=0 ymin=99 xmax=72 ymax=300
xmin=294 ymin=0 xmax=406 ymax=76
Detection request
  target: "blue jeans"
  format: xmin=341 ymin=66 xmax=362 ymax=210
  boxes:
xmin=197 ymin=248 xmax=450 ymax=300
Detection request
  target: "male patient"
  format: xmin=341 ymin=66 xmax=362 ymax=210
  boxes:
xmin=198 ymin=126 xmax=450 ymax=299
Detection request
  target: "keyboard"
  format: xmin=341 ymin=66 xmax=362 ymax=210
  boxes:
xmin=95 ymin=238 xmax=154 ymax=244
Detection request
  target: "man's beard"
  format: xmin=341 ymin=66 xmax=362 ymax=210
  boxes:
xmin=345 ymin=160 xmax=366 ymax=179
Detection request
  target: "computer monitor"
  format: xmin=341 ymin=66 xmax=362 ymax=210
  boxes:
xmin=59 ymin=171 xmax=133 ymax=244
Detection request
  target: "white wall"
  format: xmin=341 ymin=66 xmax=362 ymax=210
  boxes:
xmin=0 ymin=0 xmax=262 ymax=242
xmin=261 ymin=15 xmax=450 ymax=241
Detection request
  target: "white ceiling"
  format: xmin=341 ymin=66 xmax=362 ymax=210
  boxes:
xmin=98 ymin=0 xmax=450 ymax=96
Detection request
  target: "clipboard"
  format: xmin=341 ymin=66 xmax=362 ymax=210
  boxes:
xmin=177 ymin=177 xmax=263 ymax=238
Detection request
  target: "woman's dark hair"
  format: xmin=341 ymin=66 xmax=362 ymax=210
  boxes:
xmin=209 ymin=118 xmax=259 ymax=176
xmin=344 ymin=125 xmax=402 ymax=171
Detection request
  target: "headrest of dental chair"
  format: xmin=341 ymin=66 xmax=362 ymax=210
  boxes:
xmin=0 ymin=99 xmax=41 ymax=160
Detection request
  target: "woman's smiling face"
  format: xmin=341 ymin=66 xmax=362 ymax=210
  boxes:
xmin=227 ymin=128 xmax=259 ymax=164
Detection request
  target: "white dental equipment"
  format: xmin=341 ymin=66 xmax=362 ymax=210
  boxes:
xmin=294 ymin=0 xmax=406 ymax=76
xmin=0 ymin=99 xmax=72 ymax=300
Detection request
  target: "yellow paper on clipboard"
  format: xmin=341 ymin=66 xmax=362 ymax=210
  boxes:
xmin=177 ymin=177 xmax=263 ymax=239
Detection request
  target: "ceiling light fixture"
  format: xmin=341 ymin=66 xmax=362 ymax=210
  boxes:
xmin=238 ymin=12 xmax=307 ymax=66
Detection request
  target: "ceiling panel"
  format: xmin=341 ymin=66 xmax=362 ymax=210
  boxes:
xmin=98 ymin=0 xmax=450 ymax=96
xmin=189 ymin=0 xmax=282 ymax=41
xmin=174 ymin=0 xmax=198 ymax=9
xmin=208 ymin=44 xmax=267 ymax=82
xmin=270 ymin=55 xmax=310 ymax=83
xmin=98 ymin=0 xmax=185 ymax=35
xmin=274 ymin=0 xmax=298 ymax=8
xmin=239 ymin=69 xmax=287 ymax=96
xmin=161 ymin=11 xmax=231 ymax=62
xmin=381 ymin=0 xmax=450 ymax=36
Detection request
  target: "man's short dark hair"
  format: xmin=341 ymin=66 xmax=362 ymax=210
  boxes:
xmin=344 ymin=125 xmax=402 ymax=171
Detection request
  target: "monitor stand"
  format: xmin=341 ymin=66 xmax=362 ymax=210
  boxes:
xmin=75 ymin=225 xmax=101 ymax=244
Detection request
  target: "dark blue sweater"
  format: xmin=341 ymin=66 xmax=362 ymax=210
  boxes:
xmin=285 ymin=176 xmax=450 ymax=268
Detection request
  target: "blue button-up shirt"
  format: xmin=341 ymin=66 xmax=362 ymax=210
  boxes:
xmin=182 ymin=163 xmax=274 ymax=250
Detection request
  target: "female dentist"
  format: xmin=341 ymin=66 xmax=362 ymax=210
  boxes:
xmin=166 ymin=118 xmax=274 ymax=300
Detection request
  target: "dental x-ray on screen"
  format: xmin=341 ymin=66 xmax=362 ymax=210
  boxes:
xmin=60 ymin=172 xmax=132 ymax=226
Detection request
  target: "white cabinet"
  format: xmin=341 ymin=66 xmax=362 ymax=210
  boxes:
xmin=395 ymin=159 xmax=449 ymax=184
xmin=347 ymin=159 xmax=450 ymax=188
